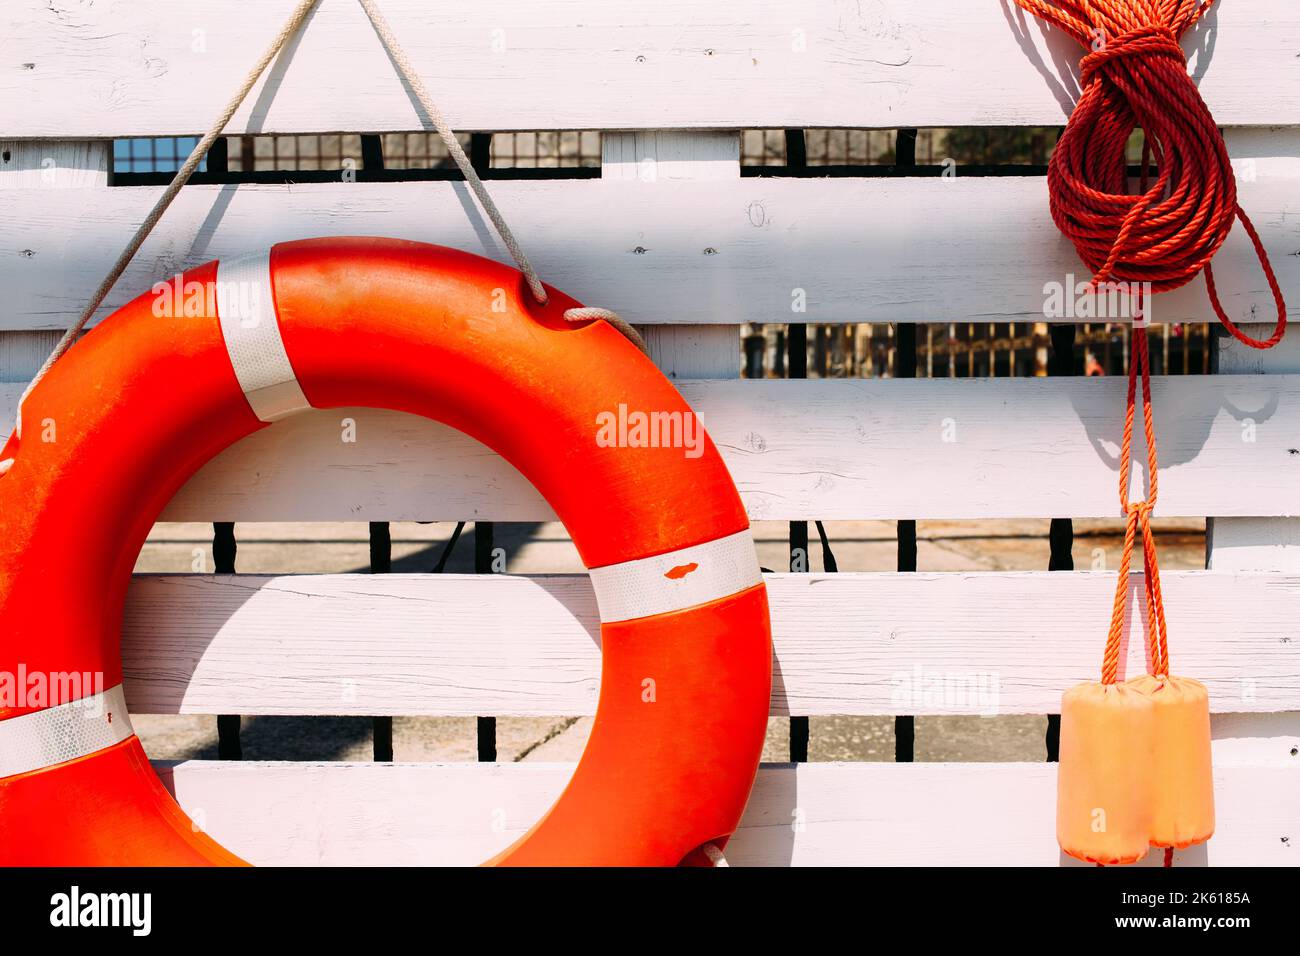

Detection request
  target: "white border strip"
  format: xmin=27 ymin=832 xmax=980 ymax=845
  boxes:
xmin=216 ymin=250 xmax=311 ymax=422
xmin=589 ymin=528 xmax=762 ymax=623
xmin=0 ymin=684 xmax=134 ymax=779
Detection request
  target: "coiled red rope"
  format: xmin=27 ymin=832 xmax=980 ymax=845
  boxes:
xmin=1012 ymin=0 xmax=1286 ymax=349
xmin=1013 ymin=2 xmax=1289 ymax=760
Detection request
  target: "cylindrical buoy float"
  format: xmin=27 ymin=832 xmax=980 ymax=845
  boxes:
xmin=1127 ymin=674 xmax=1215 ymax=849
xmin=1055 ymin=491 xmax=1217 ymax=863
xmin=1057 ymin=681 xmax=1155 ymax=865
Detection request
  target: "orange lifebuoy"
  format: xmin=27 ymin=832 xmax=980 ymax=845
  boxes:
xmin=0 ymin=237 xmax=772 ymax=866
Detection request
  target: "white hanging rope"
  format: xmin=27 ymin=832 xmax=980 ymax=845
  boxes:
xmin=353 ymin=0 xmax=647 ymax=355
xmin=3 ymin=0 xmax=646 ymax=465
xmin=355 ymin=0 xmax=546 ymax=304
xmin=9 ymin=0 xmax=322 ymax=447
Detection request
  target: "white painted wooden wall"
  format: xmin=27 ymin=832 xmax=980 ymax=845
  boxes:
xmin=2 ymin=0 xmax=1296 ymax=867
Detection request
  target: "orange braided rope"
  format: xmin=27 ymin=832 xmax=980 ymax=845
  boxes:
xmin=1100 ymin=319 xmax=1169 ymax=683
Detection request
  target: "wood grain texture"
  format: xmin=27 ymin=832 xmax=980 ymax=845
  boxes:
xmin=0 ymin=332 xmax=61 ymax=383
xmin=156 ymin=760 xmax=1299 ymax=866
xmin=1209 ymin=518 xmax=1300 ymax=573
xmin=604 ymin=132 xmax=743 ymax=381
xmin=640 ymin=326 xmax=740 ymax=379
xmin=1209 ymin=320 xmax=1300 ymax=572
xmin=5 ymin=372 xmax=1295 ymax=522
xmin=0 ymin=140 xmax=107 ymax=189
xmin=601 ymin=131 xmax=740 ymax=182
xmin=1210 ymin=712 xmax=1300 ymax=767
xmin=120 ymin=571 xmax=1300 ymax=717
xmin=0 ymin=141 xmax=105 ymax=386
xmin=5 ymin=1 xmax=1297 ymax=137
xmin=3 ymin=171 xmax=1297 ymax=329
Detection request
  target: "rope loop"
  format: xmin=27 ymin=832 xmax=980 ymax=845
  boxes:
xmin=1205 ymin=206 xmax=1289 ymax=350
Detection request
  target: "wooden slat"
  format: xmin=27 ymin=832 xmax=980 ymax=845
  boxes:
xmin=604 ymin=131 xmax=743 ymax=381
xmin=5 ymin=372 xmax=1294 ymax=521
xmin=640 ymin=326 xmax=740 ymax=379
xmin=156 ymin=760 xmax=1298 ymax=866
xmin=0 ymin=331 xmax=60 ymax=383
xmin=1188 ymin=132 xmax=1297 ymax=577
xmin=601 ymin=131 xmax=740 ymax=182
xmin=1209 ymin=323 xmax=1300 ymax=572
xmin=1209 ymin=518 xmax=1300 ymax=572
xmin=1214 ymin=323 xmax=1300 ymax=378
xmin=0 ymin=140 xmax=108 ymax=189
xmin=4 ymin=0 xmax=1297 ymax=137
xmin=4 ymin=172 xmax=1298 ymax=329
xmin=1210 ymin=713 xmax=1300 ymax=767
xmin=0 ymin=141 xmax=106 ymax=387
xmin=121 ymin=570 xmax=1300 ymax=716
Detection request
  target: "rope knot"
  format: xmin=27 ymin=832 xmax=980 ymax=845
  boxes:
xmin=1079 ymin=25 xmax=1185 ymax=90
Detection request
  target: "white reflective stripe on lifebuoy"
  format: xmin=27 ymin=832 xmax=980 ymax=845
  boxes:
xmin=216 ymin=250 xmax=311 ymax=422
xmin=0 ymin=684 xmax=133 ymax=779
xmin=588 ymin=528 xmax=762 ymax=624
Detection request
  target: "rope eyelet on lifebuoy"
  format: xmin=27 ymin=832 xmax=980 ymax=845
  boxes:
xmin=0 ymin=237 xmax=773 ymax=866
